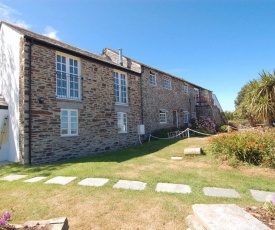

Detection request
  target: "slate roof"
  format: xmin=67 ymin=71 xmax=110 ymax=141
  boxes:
xmin=0 ymin=21 xmax=140 ymax=74
xmin=102 ymin=47 xmax=210 ymax=91
xmin=0 ymin=94 xmax=8 ymax=109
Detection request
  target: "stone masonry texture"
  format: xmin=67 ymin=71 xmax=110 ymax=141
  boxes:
xmin=21 ymin=41 xmax=141 ymax=165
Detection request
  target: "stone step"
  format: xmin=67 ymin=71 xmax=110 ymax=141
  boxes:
xmin=189 ymin=204 xmax=271 ymax=230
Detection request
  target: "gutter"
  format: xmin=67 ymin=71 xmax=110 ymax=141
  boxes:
xmin=28 ymin=38 xmax=33 ymax=166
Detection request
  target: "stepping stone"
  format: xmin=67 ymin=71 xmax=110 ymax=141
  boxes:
xmin=192 ymin=204 xmax=271 ymax=230
xmin=0 ymin=174 xmax=27 ymax=181
xmin=113 ymin=180 xmax=146 ymax=191
xmin=171 ymin=157 xmax=183 ymax=160
xmin=24 ymin=177 xmax=47 ymax=183
xmin=250 ymin=189 xmax=275 ymax=202
xmin=156 ymin=182 xmax=191 ymax=194
xmin=203 ymin=187 xmax=241 ymax=198
xmin=78 ymin=178 xmax=109 ymax=187
xmin=45 ymin=176 xmax=76 ymax=185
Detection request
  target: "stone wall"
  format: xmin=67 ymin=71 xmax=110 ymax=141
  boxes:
xmin=22 ymin=41 xmax=141 ymax=165
xmin=141 ymin=67 xmax=198 ymax=134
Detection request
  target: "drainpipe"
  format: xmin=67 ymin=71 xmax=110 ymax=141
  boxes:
xmin=28 ymin=39 xmax=33 ymax=166
xmin=140 ymin=67 xmax=144 ymax=124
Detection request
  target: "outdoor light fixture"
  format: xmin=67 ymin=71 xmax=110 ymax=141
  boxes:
xmin=38 ymin=97 xmax=45 ymax=104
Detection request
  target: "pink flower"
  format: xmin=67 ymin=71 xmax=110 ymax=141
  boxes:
xmin=0 ymin=219 xmax=6 ymax=226
xmin=3 ymin=211 xmax=11 ymax=221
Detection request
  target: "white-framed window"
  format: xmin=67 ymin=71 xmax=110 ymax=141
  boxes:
xmin=149 ymin=71 xmax=157 ymax=85
xmin=183 ymin=111 xmax=189 ymax=124
xmin=194 ymin=88 xmax=199 ymax=104
xmin=56 ymin=52 xmax=81 ymax=100
xmin=61 ymin=109 xmax=78 ymax=136
xmin=163 ymin=77 xmax=172 ymax=89
xmin=160 ymin=110 xmax=168 ymax=123
xmin=183 ymin=84 xmax=189 ymax=94
xmin=117 ymin=112 xmax=128 ymax=133
xmin=114 ymin=71 xmax=128 ymax=105
xmin=191 ymin=112 xmax=197 ymax=119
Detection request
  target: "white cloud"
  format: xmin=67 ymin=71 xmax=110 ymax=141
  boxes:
xmin=0 ymin=2 xmax=30 ymax=29
xmin=43 ymin=26 xmax=59 ymax=40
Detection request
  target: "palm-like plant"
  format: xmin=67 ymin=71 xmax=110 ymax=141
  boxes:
xmin=250 ymin=71 xmax=275 ymax=124
xmin=235 ymin=70 xmax=275 ymax=125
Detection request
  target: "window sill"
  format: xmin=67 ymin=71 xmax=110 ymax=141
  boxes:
xmin=115 ymin=103 xmax=129 ymax=106
xmin=56 ymin=97 xmax=82 ymax=102
xmin=160 ymin=122 xmax=167 ymax=124
xmin=61 ymin=134 xmax=79 ymax=138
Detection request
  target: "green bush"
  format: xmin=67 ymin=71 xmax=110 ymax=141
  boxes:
xmin=207 ymin=129 xmax=275 ymax=168
xmin=217 ymin=125 xmax=228 ymax=133
xmin=151 ymin=127 xmax=180 ymax=138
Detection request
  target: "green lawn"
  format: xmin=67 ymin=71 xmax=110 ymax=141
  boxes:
xmin=0 ymin=137 xmax=274 ymax=229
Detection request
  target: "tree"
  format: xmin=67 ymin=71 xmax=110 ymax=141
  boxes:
xmin=235 ymin=70 xmax=275 ymax=126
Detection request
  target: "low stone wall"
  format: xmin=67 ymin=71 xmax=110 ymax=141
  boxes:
xmin=11 ymin=217 xmax=68 ymax=230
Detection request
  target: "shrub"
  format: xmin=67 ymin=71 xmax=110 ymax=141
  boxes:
xmin=191 ymin=116 xmax=216 ymax=134
xmin=151 ymin=127 xmax=180 ymax=138
xmin=207 ymin=129 xmax=275 ymax=168
xmin=217 ymin=125 xmax=228 ymax=133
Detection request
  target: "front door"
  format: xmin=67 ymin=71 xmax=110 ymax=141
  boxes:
xmin=173 ymin=110 xmax=178 ymax=128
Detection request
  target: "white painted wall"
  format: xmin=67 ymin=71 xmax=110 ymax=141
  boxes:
xmin=0 ymin=110 xmax=9 ymax=161
xmin=0 ymin=24 xmax=22 ymax=162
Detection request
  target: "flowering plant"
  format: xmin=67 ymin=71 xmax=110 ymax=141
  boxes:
xmin=0 ymin=211 xmax=11 ymax=229
xmin=264 ymin=195 xmax=275 ymax=217
xmin=191 ymin=116 xmax=216 ymax=134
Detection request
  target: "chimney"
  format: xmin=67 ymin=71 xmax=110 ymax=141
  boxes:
xmin=118 ymin=48 xmax=123 ymax=66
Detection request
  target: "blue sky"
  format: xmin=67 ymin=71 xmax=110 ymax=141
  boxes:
xmin=1 ymin=0 xmax=275 ymax=111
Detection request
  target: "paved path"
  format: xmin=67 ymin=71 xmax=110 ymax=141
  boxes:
xmin=0 ymin=174 xmax=274 ymax=202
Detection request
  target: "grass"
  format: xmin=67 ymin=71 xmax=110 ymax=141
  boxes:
xmin=0 ymin=137 xmax=274 ymax=229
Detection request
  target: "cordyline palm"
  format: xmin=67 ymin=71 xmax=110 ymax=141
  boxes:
xmin=249 ymin=70 xmax=275 ymax=124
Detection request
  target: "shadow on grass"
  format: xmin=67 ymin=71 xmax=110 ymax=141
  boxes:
xmin=0 ymin=138 xmax=182 ymax=175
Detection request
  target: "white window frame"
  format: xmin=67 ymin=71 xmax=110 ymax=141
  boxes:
xmin=114 ymin=70 xmax=128 ymax=105
xmin=183 ymin=84 xmax=189 ymax=94
xmin=183 ymin=111 xmax=189 ymax=124
xmin=56 ymin=52 xmax=81 ymax=100
xmin=61 ymin=109 xmax=78 ymax=137
xmin=149 ymin=71 xmax=157 ymax=85
xmin=117 ymin=112 xmax=128 ymax=133
xmin=163 ymin=77 xmax=172 ymax=89
xmin=160 ymin=110 xmax=167 ymax=123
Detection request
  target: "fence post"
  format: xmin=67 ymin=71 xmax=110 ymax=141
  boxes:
xmin=187 ymin=128 xmax=190 ymax=138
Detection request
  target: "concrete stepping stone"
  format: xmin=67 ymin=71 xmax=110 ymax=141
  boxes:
xmin=156 ymin=182 xmax=191 ymax=194
xmin=192 ymin=204 xmax=271 ymax=230
xmin=0 ymin=174 xmax=27 ymax=181
xmin=78 ymin=178 xmax=109 ymax=187
xmin=113 ymin=180 xmax=146 ymax=191
xmin=24 ymin=177 xmax=47 ymax=183
xmin=250 ymin=189 xmax=275 ymax=202
xmin=45 ymin=176 xmax=76 ymax=185
xmin=203 ymin=187 xmax=241 ymax=198
xmin=171 ymin=157 xmax=183 ymax=160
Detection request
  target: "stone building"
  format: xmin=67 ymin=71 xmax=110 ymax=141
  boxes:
xmin=102 ymin=48 xmax=226 ymax=135
xmin=0 ymin=21 xmax=142 ymax=165
xmin=0 ymin=21 xmax=225 ymax=165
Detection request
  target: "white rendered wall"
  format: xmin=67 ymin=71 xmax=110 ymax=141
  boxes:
xmin=0 ymin=110 xmax=9 ymax=161
xmin=0 ymin=24 xmax=22 ymax=162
